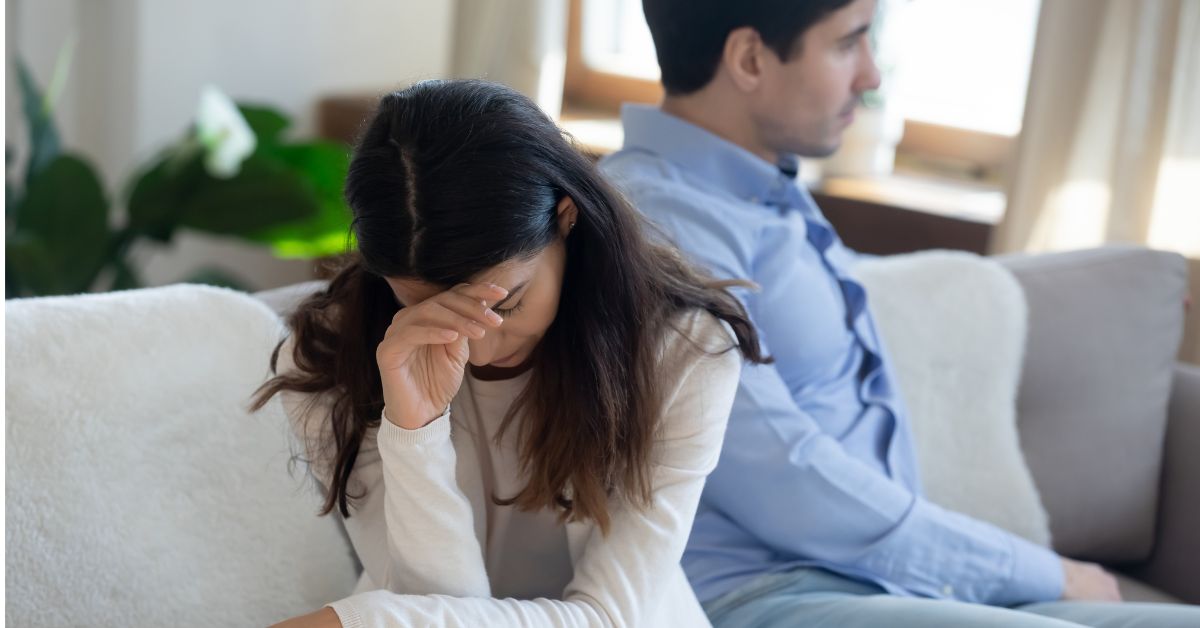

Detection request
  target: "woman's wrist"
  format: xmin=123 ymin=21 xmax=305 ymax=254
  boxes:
xmin=383 ymin=405 xmax=446 ymax=431
xmin=269 ymin=606 xmax=342 ymax=628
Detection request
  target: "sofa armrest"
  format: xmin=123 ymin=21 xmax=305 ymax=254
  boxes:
xmin=1131 ymin=362 xmax=1200 ymax=603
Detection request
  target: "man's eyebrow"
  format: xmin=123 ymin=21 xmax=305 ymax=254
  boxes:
xmin=491 ymin=281 xmax=528 ymax=309
xmin=840 ymin=23 xmax=871 ymax=42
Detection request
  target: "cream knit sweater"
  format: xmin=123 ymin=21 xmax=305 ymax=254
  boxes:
xmin=278 ymin=309 xmax=740 ymax=627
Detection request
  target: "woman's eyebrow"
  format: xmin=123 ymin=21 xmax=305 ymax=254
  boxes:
xmin=492 ymin=281 xmax=528 ymax=309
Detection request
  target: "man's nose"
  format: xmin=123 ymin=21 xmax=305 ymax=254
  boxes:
xmin=858 ymin=43 xmax=882 ymax=93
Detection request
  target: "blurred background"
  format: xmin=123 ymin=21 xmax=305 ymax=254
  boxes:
xmin=5 ymin=0 xmax=1198 ymax=362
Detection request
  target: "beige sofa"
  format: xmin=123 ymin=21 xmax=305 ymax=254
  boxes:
xmin=999 ymin=246 xmax=1196 ymax=604
xmin=5 ymin=245 xmax=1194 ymax=626
xmin=253 ymin=245 xmax=1199 ymax=605
xmin=250 ymin=246 xmax=1190 ymax=605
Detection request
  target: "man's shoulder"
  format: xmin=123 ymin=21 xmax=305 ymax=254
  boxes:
xmin=600 ymin=147 xmax=684 ymax=188
xmin=602 ymin=149 xmax=736 ymax=221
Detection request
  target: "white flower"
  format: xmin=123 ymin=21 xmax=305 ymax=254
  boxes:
xmin=195 ymin=85 xmax=256 ymax=178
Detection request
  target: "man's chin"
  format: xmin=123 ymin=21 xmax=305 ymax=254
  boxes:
xmin=791 ymin=138 xmax=843 ymax=160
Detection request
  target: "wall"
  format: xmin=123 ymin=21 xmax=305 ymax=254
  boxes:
xmin=7 ymin=0 xmax=455 ymax=291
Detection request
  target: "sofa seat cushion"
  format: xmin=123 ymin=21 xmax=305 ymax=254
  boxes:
xmin=1114 ymin=574 xmax=1183 ymax=605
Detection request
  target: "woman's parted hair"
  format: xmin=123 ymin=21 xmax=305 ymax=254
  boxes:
xmin=251 ymin=79 xmax=766 ymax=532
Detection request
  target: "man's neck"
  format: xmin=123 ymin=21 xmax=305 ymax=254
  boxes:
xmin=660 ymin=91 xmax=778 ymax=165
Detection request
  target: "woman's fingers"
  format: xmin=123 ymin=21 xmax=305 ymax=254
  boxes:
xmin=402 ymin=325 xmax=461 ymax=345
xmin=378 ymin=325 xmax=462 ymax=363
xmin=387 ymin=302 xmax=484 ymax=347
xmin=437 ymin=286 xmax=507 ymax=328
xmin=383 ymin=282 xmax=507 ymax=341
xmin=416 ymin=302 xmax=490 ymax=339
xmin=453 ymin=282 xmax=509 ymax=304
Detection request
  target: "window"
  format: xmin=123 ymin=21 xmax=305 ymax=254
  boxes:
xmin=578 ymin=0 xmax=658 ymax=81
xmin=564 ymin=0 xmax=1043 ymax=180
xmin=564 ymin=0 xmax=661 ymax=110
xmin=893 ymin=0 xmax=1039 ymax=137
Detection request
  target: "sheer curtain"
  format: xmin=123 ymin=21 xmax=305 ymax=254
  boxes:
xmin=993 ymin=0 xmax=1200 ymax=363
xmin=448 ymin=0 xmax=567 ymax=118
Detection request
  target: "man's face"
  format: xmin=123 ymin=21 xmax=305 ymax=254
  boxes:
xmin=752 ymin=0 xmax=881 ymax=158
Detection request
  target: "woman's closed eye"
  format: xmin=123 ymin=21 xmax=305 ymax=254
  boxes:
xmin=494 ymin=303 xmax=523 ymax=319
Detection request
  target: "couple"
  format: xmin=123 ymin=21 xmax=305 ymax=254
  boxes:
xmin=255 ymin=1 xmax=1197 ymax=626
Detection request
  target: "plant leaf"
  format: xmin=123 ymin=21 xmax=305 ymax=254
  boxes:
xmin=5 ymin=233 xmax=54 ymax=297
xmin=246 ymin=142 xmax=355 ymax=257
xmin=238 ymin=104 xmax=290 ymax=145
xmin=17 ymin=58 xmax=62 ymax=187
xmin=126 ymin=152 xmax=206 ymax=243
xmin=6 ymin=145 xmax=17 ymax=221
xmin=12 ymin=154 xmax=111 ymax=294
xmin=109 ymin=257 xmax=142 ymax=291
xmin=176 ymin=154 xmax=318 ymax=235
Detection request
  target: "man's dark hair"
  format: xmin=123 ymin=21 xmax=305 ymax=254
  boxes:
xmin=643 ymin=0 xmax=856 ymax=95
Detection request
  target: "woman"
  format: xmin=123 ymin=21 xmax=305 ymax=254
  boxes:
xmin=252 ymin=79 xmax=766 ymax=627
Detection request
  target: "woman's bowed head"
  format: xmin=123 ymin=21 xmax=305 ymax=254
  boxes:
xmin=251 ymin=79 xmax=767 ymax=626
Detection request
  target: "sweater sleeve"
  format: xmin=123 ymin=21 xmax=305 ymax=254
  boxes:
xmin=371 ymin=409 xmax=492 ymax=598
xmin=275 ymin=335 xmax=491 ymax=599
xmin=325 ymin=312 xmax=742 ymax=628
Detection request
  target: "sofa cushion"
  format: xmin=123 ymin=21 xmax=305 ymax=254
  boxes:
xmin=255 ymin=279 xmax=329 ymax=318
xmin=856 ymin=251 xmax=1052 ymax=547
xmin=1114 ymin=573 xmax=1182 ymax=605
xmin=998 ymin=246 xmax=1187 ymax=562
xmin=5 ymin=285 xmax=358 ymax=627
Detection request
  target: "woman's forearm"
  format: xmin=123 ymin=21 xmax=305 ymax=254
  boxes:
xmin=375 ymin=409 xmax=492 ymax=597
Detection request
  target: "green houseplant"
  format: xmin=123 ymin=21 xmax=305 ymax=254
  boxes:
xmin=6 ymin=57 xmax=355 ymax=298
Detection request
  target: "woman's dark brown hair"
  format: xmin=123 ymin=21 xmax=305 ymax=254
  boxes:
xmin=250 ymin=79 xmax=766 ymax=533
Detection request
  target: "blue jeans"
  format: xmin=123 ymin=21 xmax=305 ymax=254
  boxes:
xmin=703 ymin=568 xmax=1200 ymax=628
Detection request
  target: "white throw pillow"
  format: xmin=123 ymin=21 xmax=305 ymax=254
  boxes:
xmin=5 ymin=285 xmax=357 ymax=627
xmin=854 ymin=251 xmax=1052 ymax=547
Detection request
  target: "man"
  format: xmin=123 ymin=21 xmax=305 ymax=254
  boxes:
xmin=599 ymin=1 xmax=1199 ymax=625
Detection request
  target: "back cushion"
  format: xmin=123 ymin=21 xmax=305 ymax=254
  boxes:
xmin=857 ymin=251 xmax=1052 ymax=547
xmin=999 ymin=246 xmax=1187 ymax=561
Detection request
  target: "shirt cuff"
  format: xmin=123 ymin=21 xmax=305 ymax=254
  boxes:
xmin=378 ymin=406 xmax=451 ymax=447
xmin=327 ymin=597 xmax=365 ymax=628
xmin=992 ymin=534 xmax=1064 ymax=606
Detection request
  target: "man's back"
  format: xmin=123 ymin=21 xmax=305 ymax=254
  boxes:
xmin=601 ymin=104 xmax=1060 ymax=607
xmin=595 ymin=0 xmax=1200 ymax=624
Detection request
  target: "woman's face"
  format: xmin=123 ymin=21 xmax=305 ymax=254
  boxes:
xmin=384 ymin=236 xmax=567 ymax=375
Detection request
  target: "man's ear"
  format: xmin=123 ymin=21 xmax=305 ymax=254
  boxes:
xmin=556 ymin=196 xmax=578 ymax=237
xmin=722 ymin=26 xmax=768 ymax=93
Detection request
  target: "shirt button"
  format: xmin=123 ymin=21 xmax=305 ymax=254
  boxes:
xmin=748 ymin=196 xmax=760 ymax=204
xmin=942 ymin=584 xmax=955 ymax=597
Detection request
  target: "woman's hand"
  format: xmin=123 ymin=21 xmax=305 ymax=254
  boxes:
xmin=270 ymin=607 xmax=342 ymax=628
xmin=377 ymin=282 xmax=507 ymax=429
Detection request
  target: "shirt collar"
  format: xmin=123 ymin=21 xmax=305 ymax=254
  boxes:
xmin=620 ymin=104 xmax=803 ymax=207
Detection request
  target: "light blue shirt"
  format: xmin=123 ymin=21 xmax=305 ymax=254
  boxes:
xmin=599 ymin=105 xmax=1064 ymax=607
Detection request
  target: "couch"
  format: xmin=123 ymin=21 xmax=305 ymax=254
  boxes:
xmin=6 ymin=245 xmax=1195 ymax=626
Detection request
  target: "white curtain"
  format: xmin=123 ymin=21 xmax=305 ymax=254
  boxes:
xmin=449 ymin=0 xmax=568 ymax=118
xmin=993 ymin=0 xmax=1200 ymax=362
